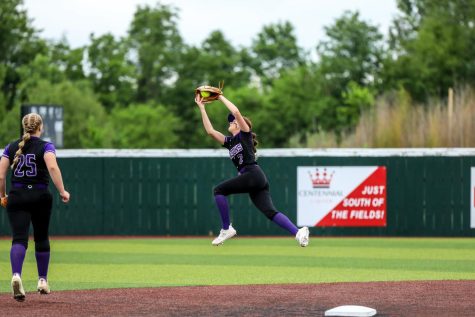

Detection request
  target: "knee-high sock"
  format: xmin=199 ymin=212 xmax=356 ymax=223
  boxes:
xmin=214 ymin=194 xmax=230 ymax=230
xmin=35 ymin=251 xmax=50 ymax=279
xmin=272 ymin=212 xmax=298 ymax=235
xmin=10 ymin=244 xmax=26 ymax=275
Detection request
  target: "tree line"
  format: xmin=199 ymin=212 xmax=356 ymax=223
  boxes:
xmin=1 ymin=0 xmax=474 ymax=149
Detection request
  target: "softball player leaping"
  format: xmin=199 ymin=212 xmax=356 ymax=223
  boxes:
xmin=0 ymin=113 xmax=70 ymax=302
xmin=195 ymin=93 xmax=309 ymax=246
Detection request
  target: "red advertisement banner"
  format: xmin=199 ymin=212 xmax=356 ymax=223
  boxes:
xmin=316 ymin=167 xmax=387 ymax=227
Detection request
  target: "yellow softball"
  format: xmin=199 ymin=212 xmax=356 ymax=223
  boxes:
xmin=200 ymin=91 xmax=211 ymax=98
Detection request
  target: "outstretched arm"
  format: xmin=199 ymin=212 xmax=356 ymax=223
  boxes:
xmin=195 ymin=94 xmax=226 ymax=144
xmin=218 ymin=95 xmax=250 ymax=132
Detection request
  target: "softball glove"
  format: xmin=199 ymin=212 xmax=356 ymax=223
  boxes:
xmin=195 ymin=81 xmax=224 ymax=103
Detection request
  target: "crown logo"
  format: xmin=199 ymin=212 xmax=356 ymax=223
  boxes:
xmin=308 ymin=168 xmax=334 ymax=188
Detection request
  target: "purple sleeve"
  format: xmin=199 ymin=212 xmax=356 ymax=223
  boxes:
xmin=44 ymin=143 xmax=56 ymax=155
xmin=2 ymin=144 xmax=9 ymax=159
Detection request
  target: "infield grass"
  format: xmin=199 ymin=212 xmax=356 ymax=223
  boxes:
xmin=0 ymin=237 xmax=474 ymax=292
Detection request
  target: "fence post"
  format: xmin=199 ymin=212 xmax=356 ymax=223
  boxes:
xmin=448 ymin=87 xmax=454 ymax=144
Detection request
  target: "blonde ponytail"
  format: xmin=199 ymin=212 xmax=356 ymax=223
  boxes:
xmin=11 ymin=113 xmax=43 ymax=170
xmin=11 ymin=133 xmax=31 ymax=169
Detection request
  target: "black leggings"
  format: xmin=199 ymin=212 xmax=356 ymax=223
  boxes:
xmin=6 ymin=187 xmax=53 ymax=252
xmin=213 ymin=165 xmax=278 ymax=220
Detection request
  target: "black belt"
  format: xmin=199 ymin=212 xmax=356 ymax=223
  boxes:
xmin=12 ymin=183 xmax=48 ymax=189
xmin=239 ymin=163 xmax=258 ymax=174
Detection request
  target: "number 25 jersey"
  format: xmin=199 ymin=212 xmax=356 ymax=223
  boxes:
xmin=3 ymin=137 xmax=56 ymax=185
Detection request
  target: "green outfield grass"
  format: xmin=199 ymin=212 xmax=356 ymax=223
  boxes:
xmin=0 ymin=237 xmax=474 ymax=292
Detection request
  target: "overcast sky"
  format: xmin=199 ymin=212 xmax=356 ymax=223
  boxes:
xmin=23 ymin=0 xmax=398 ymax=52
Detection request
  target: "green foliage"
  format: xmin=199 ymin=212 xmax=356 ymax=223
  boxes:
xmin=302 ymin=86 xmax=475 ymax=148
xmin=1 ymin=0 xmax=475 ymax=148
xmin=128 ymin=3 xmax=184 ymax=103
xmin=200 ymin=31 xmax=252 ymax=88
xmin=0 ymin=103 xmax=21 ymax=146
xmin=251 ymin=21 xmax=305 ymax=85
xmin=318 ymin=11 xmax=384 ymax=91
xmin=339 ymin=82 xmax=375 ymax=129
xmin=0 ymin=0 xmax=41 ymax=63
xmin=385 ymin=0 xmax=475 ymax=100
xmin=80 ymin=115 xmax=113 ymax=148
xmin=16 ymin=40 xmax=86 ymax=86
xmin=25 ymin=80 xmax=108 ymax=148
xmin=109 ymin=103 xmax=180 ymax=148
xmin=49 ymin=40 xmax=86 ymax=82
xmin=164 ymin=46 xmax=208 ymax=148
xmin=0 ymin=0 xmax=47 ymax=110
xmin=0 ymin=64 xmax=6 ymax=119
xmin=167 ymin=32 xmax=252 ymax=147
xmin=87 ymin=33 xmax=136 ymax=110
xmin=261 ymin=67 xmax=321 ymax=147
xmin=314 ymin=11 xmax=384 ymax=140
xmin=15 ymin=54 xmax=66 ymax=99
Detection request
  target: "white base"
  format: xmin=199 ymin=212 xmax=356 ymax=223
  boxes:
xmin=324 ymin=305 xmax=377 ymax=317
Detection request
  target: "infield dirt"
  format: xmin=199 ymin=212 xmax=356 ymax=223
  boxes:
xmin=0 ymin=280 xmax=473 ymax=316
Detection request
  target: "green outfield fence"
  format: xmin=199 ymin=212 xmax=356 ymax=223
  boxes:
xmin=1 ymin=149 xmax=474 ymax=237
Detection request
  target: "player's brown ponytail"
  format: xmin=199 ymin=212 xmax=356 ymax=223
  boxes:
xmin=11 ymin=113 xmax=43 ymax=170
xmin=243 ymin=116 xmax=258 ymax=154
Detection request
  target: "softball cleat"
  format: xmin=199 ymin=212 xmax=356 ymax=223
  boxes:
xmin=296 ymin=226 xmax=310 ymax=247
xmin=212 ymin=224 xmax=237 ymax=246
xmin=11 ymin=274 xmax=26 ymax=302
xmin=37 ymin=278 xmax=50 ymax=294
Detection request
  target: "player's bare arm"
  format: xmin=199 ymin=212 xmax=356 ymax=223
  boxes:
xmin=218 ymin=95 xmax=250 ymax=132
xmin=44 ymin=152 xmax=70 ymax=203
xmin=195 ymin=94 xmax=226 ymax=144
